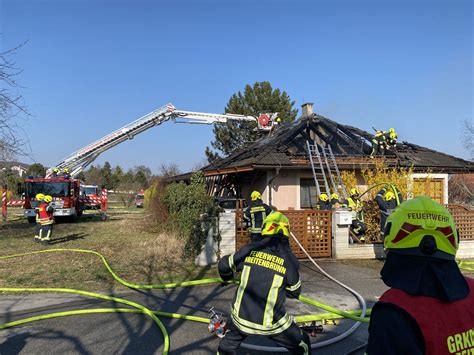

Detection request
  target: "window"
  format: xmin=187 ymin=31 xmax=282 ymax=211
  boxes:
xmin=413 ymin=178 xmax=444 ymax=204
xmin=300 ymin=178 xmax=318 ymax=209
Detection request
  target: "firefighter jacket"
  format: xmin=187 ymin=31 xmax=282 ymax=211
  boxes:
xmin=244 ymin=200 xmax=273 ymax=234
xmin=37 ymin=202 xmax=54 ymax=225
xmin=347 ymin=197 xmax=364 ymax=221
xmin=218 ymin=237 xmax=301 ymax=336
xmin=374 ymin=277 xmax=474 ymax=355
xmin=317 ymin=200 xmax=332 ymax=211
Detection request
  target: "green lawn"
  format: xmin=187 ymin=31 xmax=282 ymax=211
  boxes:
xmin=0 ymin=207 xmax=218 ymax=291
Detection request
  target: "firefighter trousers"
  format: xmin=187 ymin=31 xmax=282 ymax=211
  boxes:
xmin=39 ymin=224 xmax=53 ymax=243
xmin=218 ymin=320 xmax=311 ymax=354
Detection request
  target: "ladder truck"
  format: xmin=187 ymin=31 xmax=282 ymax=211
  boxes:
xmin=22 ymin=103 xmax=278 ymax=222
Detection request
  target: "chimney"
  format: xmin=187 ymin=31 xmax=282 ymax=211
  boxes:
xmin=301 ymin=102 xmax=314 ymax=117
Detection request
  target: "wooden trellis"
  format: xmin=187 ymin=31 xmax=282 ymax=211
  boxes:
xmin=447 ymin=204 xmax=474 ymax=240
xmin=235 ymin=208 xmax=332 ymax=258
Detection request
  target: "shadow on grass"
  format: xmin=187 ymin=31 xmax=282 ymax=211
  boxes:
xmin=50 ymin=233 xmax=87 ymax=245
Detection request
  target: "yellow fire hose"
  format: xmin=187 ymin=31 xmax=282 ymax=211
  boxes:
xmin=0 ymin=248 xmax=371 ymax=353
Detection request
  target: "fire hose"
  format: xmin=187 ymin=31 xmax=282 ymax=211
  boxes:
xmin=0 ymin=248 xmax=370 ymax=353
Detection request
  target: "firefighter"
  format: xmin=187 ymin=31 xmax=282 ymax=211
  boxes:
xmin=51 ymin=167 xmax=60 ymax=177
xmin=370 ymin=130 xmax=387 ymax=157
xmin=384 ymin=128 xmax=397 ymax=150
xmin=317 ymin=193 xmax=331 ymax=211
xmin=62 ymin=168 xmax=71 ymax=179
xmin=375 ymin=185 xmax=403 ymax=241
xmin=217 ymin=212 xmax=311 ymax=354
xmin=34 ymin=193 xmax=45 ymax=242
xmin=330 ymin=192 xmax=341 ymax=209
xmin=347 ymin=188 xmax=367 ymax=242
xmin=367 ymin=196 xmax=474 ymax=355
xmin=244 ymin=191 xmax=273 ymax=243
xmin=37 ymin=194 xmax=55 ymax=245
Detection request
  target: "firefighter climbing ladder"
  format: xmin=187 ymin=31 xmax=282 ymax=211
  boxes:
xmin=51 ymin=103 xmax=277 ymax=178
xmin=306 ymin=141 xmax=347 ymax=200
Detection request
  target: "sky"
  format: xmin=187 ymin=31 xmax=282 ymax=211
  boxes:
xmin=1 ymin=0 xmax=472 ymax=173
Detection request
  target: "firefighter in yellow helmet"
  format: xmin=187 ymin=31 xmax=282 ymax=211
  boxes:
xmin=317 ymin=193 xmax=331 ymax=211
xmin=51 ymin=167 xmax=60 ymax=177
xmin=367 ymin=196 xmax=474 ymax=355
xmin=346 ymin=188 xmax=367 ymax=242
xmin=37 ymin=195 xmax=55 ymax=245
xmin=370 ymin=129 xmax=387 ymax=157
xmin=244 ymin=190 xmax=273 ymax=242
xmin=34 ymin=193 xmax=45 ymax=242
xmin=384 ymin=128 xmax=398 ymax=151
xmin=62 ymin=167 xmax=71 ymax=179
xmin=375 ymin=185 xmax=403 ymax=242
xmin=330 ymin=192 xmax=341 ymax=209
xmin=217 ymin=212 xmax=311 ymax=354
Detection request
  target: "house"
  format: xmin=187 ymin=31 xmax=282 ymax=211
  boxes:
xmin=0 ymin=161 xmax=30 ymax=177
xmin=192 ymin=103 xmax=474 ymax=262
xmin=202 ymin=103 xmax=473 ymax=207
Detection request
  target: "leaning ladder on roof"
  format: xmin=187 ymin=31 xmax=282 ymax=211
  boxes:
xmin=306 ymin=141 xmax=347 ymax=200
xmin=306 ymin=141 xmax=330 ymax=196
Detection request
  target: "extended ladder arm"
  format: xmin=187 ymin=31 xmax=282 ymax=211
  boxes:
xmin=50 ymin=103 xmax=276 ymax=178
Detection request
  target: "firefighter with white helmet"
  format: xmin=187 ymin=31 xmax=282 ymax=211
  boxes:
xmin=367 ymin=196 xmax=474 ymax=354
xmin=244 ymin=190 xmax=273 ymax=242
xmin=217 ymin=212 xmax=311 ymax=354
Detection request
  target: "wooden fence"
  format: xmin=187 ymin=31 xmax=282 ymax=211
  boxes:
xmin=235 ymin=209 xmax=332 ymax=258
xmin=447 ymin=204 xmax=474 ymax=240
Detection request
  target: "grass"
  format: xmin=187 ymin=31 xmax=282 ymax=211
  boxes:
xmin=0 ymin=206 xmax=218 ymax=291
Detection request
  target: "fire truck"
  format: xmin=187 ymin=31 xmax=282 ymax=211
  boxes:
xmin=23 ymin=177 xmax=83 ymax=223
xmin=21 ymin=103 xmax=278 ymax=222
xmin=80 ymin=184 xmax=102 ymax=209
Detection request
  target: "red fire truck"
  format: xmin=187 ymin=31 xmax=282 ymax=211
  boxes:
xmin=23 ymin=177 xmax=84 ymax=223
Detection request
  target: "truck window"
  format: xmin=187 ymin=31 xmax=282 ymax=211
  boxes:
xmin=26 ymin=182 xmax=71 ymax=198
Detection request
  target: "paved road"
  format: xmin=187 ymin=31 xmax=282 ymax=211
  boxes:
xmin=0 ymin=260 xmax=387 ymax=354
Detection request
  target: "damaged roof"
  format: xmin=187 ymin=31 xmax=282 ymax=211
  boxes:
xmin=203 ymin=113 xmax=473 ymax=175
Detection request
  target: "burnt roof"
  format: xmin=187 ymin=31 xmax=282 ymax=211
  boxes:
xmin=203 ymin=114 xmax=473 ymax=174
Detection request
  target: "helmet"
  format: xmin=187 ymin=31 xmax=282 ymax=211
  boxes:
xmin=390 ymin=132 xmax=397 ymax=140
xmin=35 ymin=193 xmax=45 ymax=201
xmin=389 ymin=128 xmax=395 ymax=133
xmin=43 ymin=195 xmax=53 ymax=203
xmin=63 ymin=168 xmax=69 ymax=173
xmin=384 ymin=196 xmax=459 ymax=260
xmin=331 ymin=193 xmax=339 ymax=200
xmin=350 ymin=188 xmax=360 ymax=197
xmin=52 ymin=167 xmax=60 ymax=173
xmin=251 ymin=191 xmax=262 ymax=201
xmin=319 ymin=193 xmax=329 ymax=202
xmin=385 ymin=191 xmax=396 ymax=201
xmin=261 ymin=212 xmax=290 ymax=238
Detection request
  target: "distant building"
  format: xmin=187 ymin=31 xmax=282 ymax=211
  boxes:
xmin=0 ymin=161 xmax=30 ymax=177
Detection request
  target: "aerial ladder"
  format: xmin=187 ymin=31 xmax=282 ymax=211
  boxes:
xmin=306 ymin=141 xmax=347 ymax=201
xmin=49 ymin=103 xmax=278 ymax=178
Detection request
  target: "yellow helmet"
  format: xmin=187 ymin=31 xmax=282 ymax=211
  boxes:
xmin=251 ymin=191 xmax=262 ymax=201
xmin=35 ymin=193 xmax=45 ymax=201
xmin=319 ymin=193 xmax=329 ymax=202
xmin=43 ymin=195 xmax=53 ymax=203
xmin=261 ymin=212 xmax=290 ymax=238
xmin=331 ymin=193 xmax=339 ymax=200
xmin=389 ymin=128 xmax=395 ymax=133
xmin=63 ymin=168 xmax=69 ymax=173
xmin=350 ymin=188 xmax=360 ymax=196
xmin=384 ymin=196 xmax=459 ymax=260
xmin=52 ymin=167 xmax=60 ymax=173
xmin=385 ymin=191 xmax=396 ymax=201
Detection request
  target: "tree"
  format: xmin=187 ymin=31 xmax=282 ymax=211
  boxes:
xmin=26 ymin=163 xmax=46 ymax=178
xmin=205 ymin=81 xmax=298 ymax=162
xmin=462 ymin=119 xmax=473 ymax=161
xmin=0 ymin=44 xmax=30 ymax=160
xmin=159 ymin=162 xmax=181 ymax=178
xmin=101 ymin=161 xmax=113 ymax=188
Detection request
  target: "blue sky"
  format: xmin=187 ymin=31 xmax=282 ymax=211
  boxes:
xmin=2 ymin=0 xmax=472 ymax=173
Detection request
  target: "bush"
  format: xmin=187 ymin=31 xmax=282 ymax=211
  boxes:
xmin=163 ymin=172 xmax=219 ymax=258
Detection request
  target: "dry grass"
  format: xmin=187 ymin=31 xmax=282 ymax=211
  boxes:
xmin=0 ymin=207 xmax=218 ymax=291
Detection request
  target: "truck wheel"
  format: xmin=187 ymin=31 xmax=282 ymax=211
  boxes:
xmin=27 ymin=217 xmax=36 ymax=224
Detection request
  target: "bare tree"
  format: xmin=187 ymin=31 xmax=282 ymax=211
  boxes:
xmin=0 ymin=43 xmax=29 ymax=160
xmin=462 ymin=119 xmax=473 ymax=161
